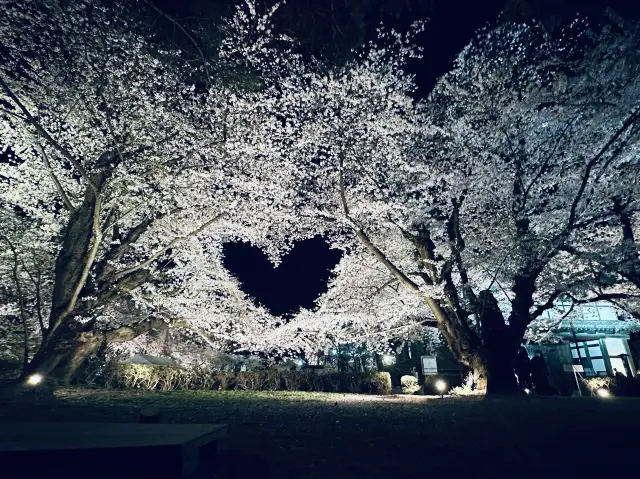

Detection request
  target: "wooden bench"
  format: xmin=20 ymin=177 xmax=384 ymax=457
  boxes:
xmin=0 ymin=422 xmax=227 ymax=478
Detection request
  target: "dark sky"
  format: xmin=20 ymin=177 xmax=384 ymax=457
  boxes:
xmin=222 ymin=237 xmax=343 ymax=317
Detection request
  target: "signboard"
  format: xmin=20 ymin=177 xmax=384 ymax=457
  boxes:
xmin=421 ymin=356 xmax=438 ymax=375
xmin=563 ymin=364 xmax=584 ymax=372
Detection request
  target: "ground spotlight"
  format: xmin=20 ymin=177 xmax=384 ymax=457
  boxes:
xmin=435 ymin=379 xmax=447 ymax=398
xmin=26 ymin=374 xmax=43 ymax=386
xmin=524 ymin=388 xmax=531 ymax=395
xmin=596 ymin=388 xmax=611 ymax=398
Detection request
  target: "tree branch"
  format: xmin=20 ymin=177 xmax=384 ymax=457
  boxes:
xmin=338 ymin=152 xmax=420 ymax=292
xmin=0 ymin=75 xmax=97 ymax=193
xmin=142 ymin=0 xmax=212 ymax=87
xmin=113 ymin=213 xmax=223 ymax=280
xmin=34 ymin=140 xmax=76 ymax=213
xmin=566 ymin=107 xmax=639 ymax=230
xmin=46 ymin=195 xmax=104 ymax=338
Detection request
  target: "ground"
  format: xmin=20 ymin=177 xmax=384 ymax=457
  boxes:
xmin=0 ymin=388 xmax=638 ymax=478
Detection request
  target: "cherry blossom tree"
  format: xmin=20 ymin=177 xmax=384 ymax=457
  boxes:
xmin=0 ymin=207 xmax=55 ymax=369
xmin=0 ymin=0 xmax=314 ymax=382
xmin=269 ymin=14 xmax=640 ymax=394
xmin=241 ymin=244 xmax=441 ymax=358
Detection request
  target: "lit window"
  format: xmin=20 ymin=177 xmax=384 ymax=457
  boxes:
xmin=605 ymin=338 xmax=627 ymax=357
xmin=596 ymin=305 xmax=618 ymax=322
xmin=591 ymin=359 xmax=607 ymax=374
xmin=610 ymin=358 xmax=627 ymax=376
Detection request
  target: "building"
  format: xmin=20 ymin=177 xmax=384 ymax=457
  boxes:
xmin=121 ymin=354 xmax=178 ymax=366
xmin=529 ymin=300 xmax=638 ymax=394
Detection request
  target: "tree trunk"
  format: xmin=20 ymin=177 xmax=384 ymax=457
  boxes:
xmin=23 ymin=319 xmax=84 ymax=379
xmin=484 ymin=340 xmax=519 ymax=395
xmin=374 ymin=353 xmax=384 ymax=372
xmin=478 ymin=290 xmax=519 ymax=396
xmin=437 ymin=315 xmax=488 ymax=386
xmin=51 ymin=332 xmax=104 ymax=384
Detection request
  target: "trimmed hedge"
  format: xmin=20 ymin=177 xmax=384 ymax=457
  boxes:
xmin=96 ymin=363 xmax=392 ymax=395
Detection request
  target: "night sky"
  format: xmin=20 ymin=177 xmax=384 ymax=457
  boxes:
xmin=222 ymin=237 xmax=343 ymax=317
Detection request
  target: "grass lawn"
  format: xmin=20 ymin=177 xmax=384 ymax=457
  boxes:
xmin=1 ymin=388 xmax=638 ymax=478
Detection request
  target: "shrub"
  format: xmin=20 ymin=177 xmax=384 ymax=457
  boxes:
xmin=449 ymin=373 xmax=485 ymax=397
xmin=401 ymin=375 xmax=420 ymax=394
xmin=368 ymin=372 xmax=392 ymax=395
xmin=93 ymin=362 xmax=392 ymax=395
xmin=280 ymin=370 xmax=303 ymax=391
xmin=584 ymin=376 xmax=640 ymax=397
xmin=583 ymin=377 xmax=611 ymax=394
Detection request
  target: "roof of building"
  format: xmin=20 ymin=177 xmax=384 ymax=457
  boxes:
xmin=121 ymin=354 xmax=178 ymax=366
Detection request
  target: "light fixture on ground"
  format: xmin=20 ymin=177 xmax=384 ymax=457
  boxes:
xmin=524 ymin=388 xmax=531 ymax=395
xmin=381 ymin=355 xmax=396 ymax=366
xmin=435 ymin=379 xmax=447 ymax=398
xmin=26 ymin=374 xmax=43 ymax=386
xmin=596 ymin=388 xmax=611 ymax=398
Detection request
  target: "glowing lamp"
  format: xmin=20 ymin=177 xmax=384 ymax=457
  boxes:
xmin=524 ymin=388 xmax=531 ymax=395
xmin=26 ymin=374 xmax=43 ymax=386
xmin=381 ymin=355 xmax=396 ymax=366
xmin=596 ymin=388 xmax=611 ymax=398
xmin=435 ymin=379 xmax=447 ymax=396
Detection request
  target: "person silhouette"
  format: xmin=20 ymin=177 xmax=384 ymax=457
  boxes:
xmin=530 ymin=350 xmax=554 ymax=395
xmin=515 ymin=346 xmax=532 ymax=391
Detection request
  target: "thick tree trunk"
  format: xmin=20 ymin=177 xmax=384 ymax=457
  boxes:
xmin=436 ymin=309 xmax=488 ymax=388
xmin=23 ymin=319 xmax=84 ymax=379
xmin=25 ymin=315 xmax=175 ymax=384
xmin=484 ymin=341 xmax=519 ymax=395
xmin=51 ymin=332 xmax=104 ymax=384
xmin=478 ymin=290 xmax=519 ymax=396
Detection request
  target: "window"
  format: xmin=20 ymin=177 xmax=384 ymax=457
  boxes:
xmin=610 ymin=358 xmax=628 ymax=376
xmin=588 ymin=345 xmax=602 ymax=357
xmin=596 ymin=305 xmax=618 ymax=322
xmin=606 ymin=338 xmax=630 ymax=376
xmin=605 ymin=338 xmax=627 ymax=356
xmin=571 ymin=345 xmax=587 ymax=359
xmin=591 ymin=359 xmax=607 ymax=374
xmin=580 ymin=305 xmax=601 ymax=321
xmin=570 ymin=340 xmax=608 ymax=377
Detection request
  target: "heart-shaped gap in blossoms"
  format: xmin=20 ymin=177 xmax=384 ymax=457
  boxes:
xmin=222 ymin=237 xmax=342 ymax=318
